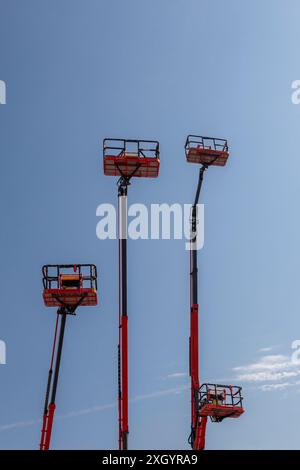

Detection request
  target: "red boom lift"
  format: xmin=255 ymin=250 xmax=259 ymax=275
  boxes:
xmin=40 ymin=264 xmax=98 ymax=450
xmin=185 ymin=136 xmax=244 ymax=450
xmin=103 ymin=138 xmax=160 ymax=450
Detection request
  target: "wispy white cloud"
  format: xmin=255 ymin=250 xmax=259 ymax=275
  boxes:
xmin=0 ymin=384 xmax=189 ymax=433
xmin=259 ymin=346 xmax=275 ymax=353
xmin=239 ymin=370 xmax=298 ymax=382
xmin=258 ymin=383 xmax=293 ymax=392
xmin=56 ymin=402 xmax=116 ymax=420
xmin=0 ymin=403 xmax=117 ymax=433
xmin=233 ymin=354 xmax=300 ymax=382
xmin=232 ymin=352 xmax=300 ymax=392
xmin=132 ymin=384 xmax=189 ymax=401
xmin=234 ymin=354 xmax=290 ymax=373
xmin=0 ymin=418 xmax=41 ymax=432
xmin=166 ymin=372 xmax=187 ymax=379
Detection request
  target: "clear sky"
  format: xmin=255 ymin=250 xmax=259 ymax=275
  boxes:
xmin=0 ymin=0 xmax=300 ymax=450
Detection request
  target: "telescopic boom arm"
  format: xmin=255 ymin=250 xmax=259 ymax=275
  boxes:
xmin=40 ymin=264 xmax=98 ymax=450
xmin=103 ymin=138 xmax=160 ymax=450
xmin=40 ymin=308 xmax=67 ymax=451
xmin=118 ymin=176 xmax=130 ymax=450
xmin=189 ymin=164 xmax=208 ymax=451
xmin=186 ymin=136 xmax=244 ymax=450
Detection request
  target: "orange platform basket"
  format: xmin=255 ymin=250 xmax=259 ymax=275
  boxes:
xmin=185 ymin=135 xmax=229 ymax=167
xmin=198 ymin=383 xmax=244 ymax=422
xmin=103 ymin=138 xmax=160 ymax=178
xmin=42 ymin=264 xmax=98 ymax=308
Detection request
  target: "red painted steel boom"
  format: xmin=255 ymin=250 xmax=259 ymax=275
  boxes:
xmin=40 ymin=309 xmax=67 ymax=450
xmin=118 ymin=183 xmax=129 ymax=450
xmin=189 ymin=165 xmax=208 ymax=450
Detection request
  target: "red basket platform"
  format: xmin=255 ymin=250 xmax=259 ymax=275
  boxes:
xmin=43 ymin=288 xmax=98 ymax=307
xmin=198 ymin=383 xmax=244 ymax=422
xmin=103 ymin=139 xmax=160 ymax=178
xmin=185 ymin=136 xmax=229 ymax=167
xmin=104 ymin=153 xmax=159 ymax=178
xmin=42 ymin=264 xmax=98 ymax=309
xmin=199 ymin=403 xmax=244 ymax=419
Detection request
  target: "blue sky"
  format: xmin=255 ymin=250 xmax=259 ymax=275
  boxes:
xmin=1 ymin=0 xmax=300 ymax=449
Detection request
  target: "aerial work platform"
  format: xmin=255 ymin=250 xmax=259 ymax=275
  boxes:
xmin=186 ymin=134 xmax=244 ymax=450
xmin=103 ymin=137 xmax=160 ymax=451
xmin=40 ymin=263 xmax=98 ymax=451
xmin=42 ymin=264 xmax=98 ymax=308
xmin=198 ymin=383 xmax=244 ymax=423
xmin=185 ymin=135 xmax=229 ymax=167
xmin=103 ymin=138 xmax=160 ymax=178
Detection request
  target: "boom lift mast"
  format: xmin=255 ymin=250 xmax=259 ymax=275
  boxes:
xmin=103 ymin=138 xmax=160 ymax=450
xmin=186 ymin=136 xmax=244 ymax=450
xmin=40 ymin=264 xmax=98 ymax=450
xmin=189 ymin=163 xmax=208 ymax=450
xmin=118 ymin=175 xmax=129 ymax=450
